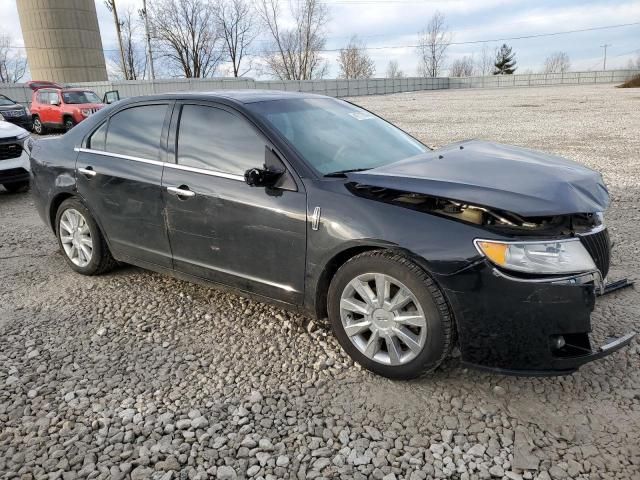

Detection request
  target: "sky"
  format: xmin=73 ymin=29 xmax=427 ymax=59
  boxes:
xmin=1 ymin=0 xmax=639 ymax=79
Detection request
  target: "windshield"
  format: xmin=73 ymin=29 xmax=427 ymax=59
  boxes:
xmin=0 ymin=95 xmax=16 ymax=106
xmin=247 ymin=98 xmax=427 ymax=175
xmin=62 ymin=91 xmax=101 ymax=104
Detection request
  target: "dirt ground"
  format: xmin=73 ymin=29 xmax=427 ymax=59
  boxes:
xmin=1 ymin=84 xmax=638 ymax=480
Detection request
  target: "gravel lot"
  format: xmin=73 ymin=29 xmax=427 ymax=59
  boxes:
xmin=1 ymin=84 xmax=639 ymax=480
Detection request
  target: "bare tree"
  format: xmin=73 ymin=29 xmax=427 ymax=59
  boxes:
xmin=476 ymin=44 xmax=493 ymax=76
xmin=257 ymin=0 xmax=329 ymax=80
xmin=109 ymin=7 xmax=147 ymax=80
xmin=386 ymin=60 xmax=404 ymax=78
xmin=216 ymin=0 xmax=260 ymax=77
xmin=417 ymin=11 xmax=451 ymax=77
xmin=449 ymin=55 xmax=474 ymax=77
xmin=0 ymin=36 xmax=27 ymax=83
xmin=104 ymin=0 xmax=129 ymax=79
xmin=337 ymin=36 xmax=375 ymax=79
xmin=543 ymin=51 xmax=571 ymax=74
xmin=626 ymin=53 xmax=640 ymax=70
xmin=147 ymin=0 xmax=224 ymax=78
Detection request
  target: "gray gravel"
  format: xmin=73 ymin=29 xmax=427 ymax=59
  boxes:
xmin=1 ymin=84 xmax=639 ymax=479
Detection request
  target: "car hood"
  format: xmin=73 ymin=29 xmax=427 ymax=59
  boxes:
xmin=0 ymin=104 xmax=23 ymax=111
xmin=346 ymin=140 xmax=609 ymax=217
xmin=0 ymin=120 xmax=28 ymax=138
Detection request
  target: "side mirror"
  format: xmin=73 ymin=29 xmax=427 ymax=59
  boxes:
xmin=244 ymin=166 xmax=283 ymax=188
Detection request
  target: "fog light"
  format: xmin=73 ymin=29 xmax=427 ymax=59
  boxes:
xmin=550 ymin=335 xmax=566 ymax=350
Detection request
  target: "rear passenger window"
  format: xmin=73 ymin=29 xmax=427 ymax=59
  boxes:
xmin=88 ymin=122 xmax=107 ymax=151
xmin=177 ymin=105 xmax=264 ymax=175
xmin=106 ymin=105 xmax=167 ymax=160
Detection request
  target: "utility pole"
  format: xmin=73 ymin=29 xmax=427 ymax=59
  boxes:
xmin=600 ymin=44 xmax=611 ymax=70
xmin=141 ymin=0 xmax=155 ymax=80
xmin=105 ymin=0 xmax=129 ymax=79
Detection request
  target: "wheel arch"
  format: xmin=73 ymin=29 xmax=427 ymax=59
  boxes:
xmin=313 ymin=245 xmax=388 ymax=320
xmin=49 ymin=192 xmax=75 ymax=232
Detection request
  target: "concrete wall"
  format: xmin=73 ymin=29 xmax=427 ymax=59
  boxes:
xmin=16 ymin=0 xmax=108 ymax=83
xmin=1 ymin=70 xmax=637 ymax=107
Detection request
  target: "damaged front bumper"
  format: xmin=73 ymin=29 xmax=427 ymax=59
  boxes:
xmin=437 ymin=262 xmax=636 ymax=376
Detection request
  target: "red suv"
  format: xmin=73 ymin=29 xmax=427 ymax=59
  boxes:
xmin=30 ymin=88 xmax=105 ymax=134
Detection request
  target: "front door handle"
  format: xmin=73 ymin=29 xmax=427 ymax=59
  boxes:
xmin=78 ymin=167 xmax=96 ymax=178
xmin=167 ymin=185 xmax=196 ymax=198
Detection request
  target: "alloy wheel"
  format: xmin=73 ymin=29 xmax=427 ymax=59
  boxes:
xmin=59 ymin=208 xmax=93 ymax=267
xmin=33 ymin=118 xmax=42 ymax=134
xmin=339 ymin=273 xmax=428 ymax=365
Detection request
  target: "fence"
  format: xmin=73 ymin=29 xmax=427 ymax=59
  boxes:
xmin=1 ymin=70 xmax=637 ymax=106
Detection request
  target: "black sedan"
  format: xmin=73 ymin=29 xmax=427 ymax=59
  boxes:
xmin=29 ymin=90 xmax=635 ymax=379
xmin=0 ymin=94 xmax=33 ymax=131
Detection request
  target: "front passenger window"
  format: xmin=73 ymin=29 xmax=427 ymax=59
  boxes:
xmin=177 ymin=105 xmax=265 ymax=176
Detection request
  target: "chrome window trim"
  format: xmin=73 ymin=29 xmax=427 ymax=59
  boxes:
xmin=74 ymin=147 xmax=245 ymax=181
xmin=74 ymin=147 xmax=163 ymax=166
xmin=164 ymin=162 xmax=244 ymax=181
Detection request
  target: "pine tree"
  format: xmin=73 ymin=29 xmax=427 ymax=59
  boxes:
xmin=493 ymin=44 xmax=517 ymax=75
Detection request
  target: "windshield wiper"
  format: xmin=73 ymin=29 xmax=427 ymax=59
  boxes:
xmin=324 ymin=168 xmax=372 ymax=177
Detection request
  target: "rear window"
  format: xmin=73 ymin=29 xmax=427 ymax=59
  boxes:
xmin=105 ymin=105 xmax=167 ymax=160
xmin=88 ymin=122 xmax=107 ymax=151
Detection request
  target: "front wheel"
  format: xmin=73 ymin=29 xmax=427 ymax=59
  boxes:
xmin=64 ymin=117 xmax=75 ymax=131
xmin=32 ymin=116 xmax=45 ymax=135
xmin=328 ymin=250 xmax=454 ymax=379
xmin=55 ymin=198 xmax=116 ymax=275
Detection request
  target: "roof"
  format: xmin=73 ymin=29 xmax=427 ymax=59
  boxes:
xmin=135 ymin=89 xmax=328 ymax=105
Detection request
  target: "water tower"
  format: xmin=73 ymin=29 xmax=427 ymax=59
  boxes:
xmin=16 ymin=0 xmax=108 ymax=83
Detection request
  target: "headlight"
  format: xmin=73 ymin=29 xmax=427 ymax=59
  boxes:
xmin=475 ymin=238 xmax=597 ymax=275
xmin=24 ymin=107 xmax=30 ymax=116
xmin=0 ymin=114 xmax=5 ymax=122
xmin=81 ymin=108 xmax=92 ymax=117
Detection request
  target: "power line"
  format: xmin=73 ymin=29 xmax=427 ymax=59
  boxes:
xmin=316 ymin=22 xmax=640 ymax=52
xmin=5 ymin=20 xmax=639 ymax=54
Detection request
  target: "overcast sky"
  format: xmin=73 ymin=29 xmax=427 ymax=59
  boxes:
xmin=2 ymin=0 xmax=639 ymax=79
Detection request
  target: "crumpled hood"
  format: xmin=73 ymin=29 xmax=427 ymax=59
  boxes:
xmin=347 ymin=140 xmax=609 ymax=217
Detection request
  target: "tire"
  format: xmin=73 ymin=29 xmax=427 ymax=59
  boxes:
xmin=55 ymin=197 xmax=117 ymax=275
xmin=2 ymin=181 xmax=30 ymax=193
xmin=32 ymin=116 xmax=45 ymax=135
xmin=328 ymin=250 xmax=454 ymax=379
xmin=64 ymin=117 xmax=75 ymax=131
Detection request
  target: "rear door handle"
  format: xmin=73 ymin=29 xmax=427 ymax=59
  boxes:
xmin=78 ymin=167 xmax=96 ymax=178
xmin=167 ymin=186 xmax=196 ymax=198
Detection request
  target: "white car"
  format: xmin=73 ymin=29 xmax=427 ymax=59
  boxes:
xmin=0 ymin=118 xmax=31 ymax=192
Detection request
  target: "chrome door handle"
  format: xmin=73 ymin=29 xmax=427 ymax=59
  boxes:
xmin=78 ymin=167 xmax=96 ymax=177
xmin=167 ymin=186 xmax=196 ymax=198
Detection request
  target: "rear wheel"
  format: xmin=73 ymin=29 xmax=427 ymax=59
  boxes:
xmin=55 ymin=198 xmax=116 ymax=275
xmin=2 ymin=181 xmax=29 ymax=193
xmin=328 ymin=250 xmax=454 ymax=379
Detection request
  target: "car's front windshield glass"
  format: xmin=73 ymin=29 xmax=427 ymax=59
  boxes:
xmin=247 ymin=98 xmax=427 ymax=175
xmin=0 ymin=95 xmax=15 ymax=106
xmin=62 ymin=91 xmax=101 ymax=104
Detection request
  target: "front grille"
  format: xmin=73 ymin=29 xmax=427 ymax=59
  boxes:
xmin=0 ymin=143 xmax=22 ymax=160
xmin=580 ymin=229 xmax=611 ymax=278
xmin=1 ymin=109 xmax=24 ymax=118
